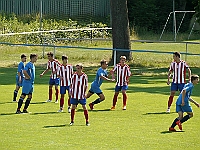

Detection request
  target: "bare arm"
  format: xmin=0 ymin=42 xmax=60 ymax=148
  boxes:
xmin=181 ymin=89 xmax=186 ymax=106
xmin=187 ymin=67 xmax=191 ymax=82
xmin=189 ymin=98 xmax=200 ymax=107
xmin=40 ymin=68 xmax=50 ymax=77
xmin=167 ymin=70 xmax=172 ymax=85
xmin=100 ymin=75 xmax=115 ymax=82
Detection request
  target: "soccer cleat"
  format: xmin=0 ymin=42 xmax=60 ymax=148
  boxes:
xmin=176 ymin=120 xmax=182 ymax=130
xmin=69 ymin=122 xmax=74 ymax=126
xmin=86 ymin=122 xmax=90 ymax=126
xmin=16 ymin=110 xmax=22 ymax=114
xmin=57 ymin=109 xmax=63 ymax=112
xmin=166 ymin=108 xmax=170 ymax=113
xmin=46 ymin=99 xmax=52 ymax=102
xmin=68 ymin=107 xmax=71 ymax=113
xmin=110 ymin=106 xmax=115 ymax=110
xmin=169 ymin=127 xmax=176 ymax=132
xmin=55 ymin=100 xmax=58 ymax=103
xmin=23 ymin=109 xmax=29 ymax=113
xmin=122 ymin=105 xmax=126 ymax=110
xmin=89 ymin=103 xmax=94 ymax=110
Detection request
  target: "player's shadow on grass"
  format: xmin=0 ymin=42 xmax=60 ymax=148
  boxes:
xmin=43 ymin=124 xmax=67 ymax=128
xmin=143 ymin=112 xmax=176 ymax=115
xmin=31 ymin=102 xmax=46 ymax=104
xmin=160 ymin=131 xmax=185 ymax=134
xmin=0 ymin=112 xmax=17 ymax=116
xmin=88 ymin=108 xmax=111 ymax=112
xmin=31 ymin=111 xmax=64 ymax=115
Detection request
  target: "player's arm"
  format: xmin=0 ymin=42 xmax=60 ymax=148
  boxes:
xmin=189 ymin=98 xmax=200 ymax=107
xmin=100 ymin=75 xmax=115 ymax=82
xmin=181 ymin=89 xmax=186 ymax=106
xmin=40 ymin=68 xmax=50 ymax=77
xmin=167 ymin=70 xmax=172 ymax=85
xmin=187 ymin=67 xmax=191 ymax=82
xmin=23 ymin=70 xmax=30 ymax=80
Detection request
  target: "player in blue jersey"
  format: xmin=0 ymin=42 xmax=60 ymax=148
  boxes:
xmin=16 ymin=54 xmax=38 ymax=114
xmin=87 ymin=60 xmax=115 ymax=110
xmin=13 ymin=54 xmax=27 ymax=102
xmin=169 ymin=75 xmax=199 ymax=131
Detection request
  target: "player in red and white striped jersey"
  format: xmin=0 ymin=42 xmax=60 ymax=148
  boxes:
xmin=110 ymin=56 xmax=131 ymax=110
xmin=40 ymin=52 xmax=61 ymax=103
xmin=57 ymin=55 xmax=73 ymax=113
xmin=166 ymin=52 xmax=191 ymax=113
xmin=69 ymin=64 xmax=89 ymax=126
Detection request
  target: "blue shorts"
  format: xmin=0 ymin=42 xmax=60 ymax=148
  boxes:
xmin=89 ymin=84 xmax=102 ymax=94
xmin=22 ymin=80 xmax=33 ymax=95
xmin=60 ymin=86 xmax=70 ymax=94
xmin=176 ymin=104 xmax=192 ymax=113
xmin=49 ymin=78 xmax=60 ymax=86
xmin=171 ymin=83 xmax=185 ymax=92
xmin=70 ymin=98 xmax=86 ymax=105
xmin=16 ymin=76 xmax=24 ymax=87
xmin=115 ymin=85 xmax=128 ymax=92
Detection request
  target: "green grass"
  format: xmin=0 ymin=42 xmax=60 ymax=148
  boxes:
xmin=0 ymin=65 xmax=200 ymax=150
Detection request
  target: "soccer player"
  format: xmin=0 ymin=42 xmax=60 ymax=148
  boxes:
xmin=16 ymin=54 xmax=38 ymax=114
xmin=110 ymin=56 xmax=131 ymax=110
xmin=57 ymin=55 xmax=73 ymax=113
xmin=13 ymin=54 xmax=27 ymax=102
xmin=166 ymin=52 xmax=191 ymax=113
xmin=169 ymin=75 xmax=199 ymax=131
xmin=87 ymin=60 xmax=115 ymax=110
xmin=69 ymin=64 xmax=89 ymax=126
xmin=40 ymin=52 xmax=61 ymax=103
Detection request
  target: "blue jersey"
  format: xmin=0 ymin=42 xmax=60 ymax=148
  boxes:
xmin=91 ymin=67 xmax=108 ymax=87
xmin=16 ymin=61 xmax=25 ymax=78
xmin=176 ymin=82 xmax=194 ymax=106
xmin=24 ymin=61 xmax=35 ymax=83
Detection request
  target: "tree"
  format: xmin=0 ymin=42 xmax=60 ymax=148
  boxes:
xmin=110 ymin=0 xmax=131 ymax=64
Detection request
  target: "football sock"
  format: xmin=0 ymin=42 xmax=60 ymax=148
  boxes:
xmin=68 ymin=98 xmax=71 ymax=107
xmin=55 ymin=89 xmax=59 ymax=100
xmin=92 ymin=98 xmax=101 ymax=104
xmin=123 ymin=93 xmax=127 ymax=106
xmin=13 ymin=90 xmax=18 ymax=101
xmin=71 ymin=109 xmax=75 ymax=122
xmin=180 ymin=115 xmax=190 ymax=123
xmin=49 ymin=89 xmax=52 ymax=100
xmin=60 ymin=97 xmax=64 ymax=108
xmin=168 ymin=96 xmax=174 ymax=108
xmin=24 ymin=98 xmax=31 ymax=110
xmin=112 ymin=94 xmax=118 ymax=106
xmin=84 ymin=110 xmax=89 ymax=122
xmin=171 ymin=118 xmax=179 ymax=128
xmin=17 ymin=97 xmax=24 ymax=110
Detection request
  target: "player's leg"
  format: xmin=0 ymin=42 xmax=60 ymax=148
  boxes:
xmin=47 ymin=78 xmax=53 ymax=102
xmin=180 ymin=112 xmax=193 ymax=123
xmin=111 ymin=86 xmax=120 ymax=110
xmin=169 ymin=105 xmax=183 ymax=131
xmin=16 ymin=93 xmax=26 ymax=114
xmin=81 ymin=99 xmax=89 ymax=126
xmin=23 ymin=93 xmax=32 ymax=113
xmin=166 ymin=83 xmax=177 ymax=112
xmin=13 ymin=85 xmax=20 ymax=102
xmin=58 ymin=86 xmax=65 ymax=112
xmin=86 ymin=90 xmax=94 ymax=99
xmin=89 ymin=92 xmax=105 ymax=110
xmin=70 ymin=98 xmax=78 ymax=125
xmin=122 ymin=85 xmax=128 ymax=110
xmin=67 ymin=86 xmax=71 ymax=113
xmin=54 ymin=78 xmax=60 ymax=102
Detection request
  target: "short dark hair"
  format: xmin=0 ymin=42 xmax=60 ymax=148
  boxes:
xmin=173 ymin=52 xmax=180 ymax=58
xmin=100 ymin=60 xmax=107 ymax=66
xmin=191 ymin=75 xmax=199 ymax=82
xmin=62 ymin=55 xmax=68 ymax=60
xmin=76 ymin=63 xmax=83 ymax=69
xmin=21 ymin=54 xmax=26 ymax=59
xmin=30 ymin=53 xmax=37 ymax=59
xmin=47 ymin=52 xmax=54 ymax=57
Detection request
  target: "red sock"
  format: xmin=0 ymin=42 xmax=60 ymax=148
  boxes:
xmin=112 ymin=94 xmax=118 ymax=107
xmin=84 ymin=110 xmax=89 ymax=122
xmin=60 ymin=97 xmax=64 ymax=108
xmin=55 ymin=89 xmax=59 ymax=100
xmin=123 ymin=93 xmax=127 ymax=106
xmin=168 ymin=96 xmax=174 ymax=108
xmin=71 ymin=109 xmax=75 ymax=122
xmin=49 ymin=89 xmax=52 ymax=100
xmin=68 ymin=97 xmax=71 ymax=107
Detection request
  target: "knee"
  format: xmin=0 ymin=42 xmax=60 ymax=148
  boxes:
xmin=189 ymin=113 xmax=194 ymax=118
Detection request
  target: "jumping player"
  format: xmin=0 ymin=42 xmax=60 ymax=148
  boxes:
xmin=57 ymin=55 xmax=73 ymax=113
xmin=169 ymin=75 xmax=199 ymax=131
xmin=40 ymin=52 xmax=61 ymax=103
xmin=166 ymin=52 xmax=191 ymax=113
xmin=16 ymin=54 xmax=37 ymax=114
xmin=13 ymin=54 xmax=27 ymax=102
xmin=69 ymin=64 xmax=89 ymax=126
xmin=110 ymin=56 xmax=131 ymax=110
xmin=87 ymin=60 xmax=115 ymax=110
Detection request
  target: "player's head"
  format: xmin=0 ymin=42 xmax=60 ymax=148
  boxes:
xmin=76 ymin=63 xmax=83 ymax=72
xmin=191 ymin=74 xmax=199 ymax=85
xmin=30 ymin=53 xmax=38 ymax=63
xmin=120 ymin=56 xmax=126 ymax=64
xmin=100 ymin=60 xmax=108 ymax=69
xmin=21 ymin=54 xmax=27 ymax=62
xmin=62 ymin=55 xmax=68 ymax=63
xmin=47 ymin=52 xmax=54 ymax=60
xmin=173 ymin=52 xmax=180 ymax=61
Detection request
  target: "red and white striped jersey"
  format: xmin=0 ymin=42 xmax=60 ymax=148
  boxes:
xmin=169 ymin=60 xmax=189 ymax=84
xmin=47 ymin=59 xmax=61 ymax=79
xmin=70 ymin=72 xmax=88 ymax=100
xmin=112 ymin=63 xmax=131 ymax=86
xmin=57 ymin=64 xmax=73 ymax=86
